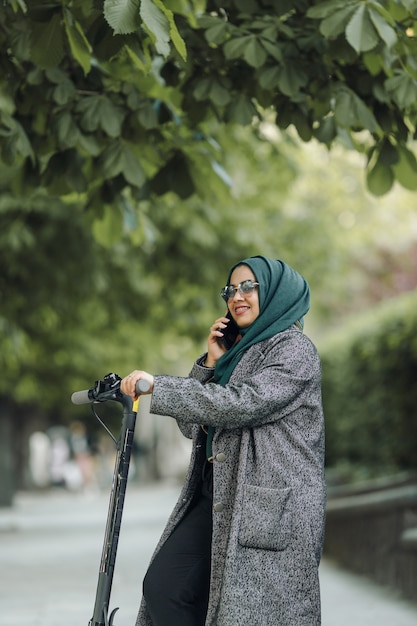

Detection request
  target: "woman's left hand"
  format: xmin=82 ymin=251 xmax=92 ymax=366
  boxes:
xmin=120 ymin=370 xmax=154 ymax=399
xmin=205 ymin=315 xmax=230 ymax=367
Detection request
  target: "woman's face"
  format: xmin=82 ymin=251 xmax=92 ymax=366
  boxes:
xmin=227 ymin=265 xmax=260 ymax=328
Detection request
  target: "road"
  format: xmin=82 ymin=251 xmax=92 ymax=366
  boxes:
xmin=1 ymin=483 xmax=417 ymax=626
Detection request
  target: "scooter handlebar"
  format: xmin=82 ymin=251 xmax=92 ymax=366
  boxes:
xmin=71 ymin=378 xmax=151 ymax=405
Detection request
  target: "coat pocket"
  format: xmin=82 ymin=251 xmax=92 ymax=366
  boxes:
xmin=238 ymin=484 xmax=293 ymax=551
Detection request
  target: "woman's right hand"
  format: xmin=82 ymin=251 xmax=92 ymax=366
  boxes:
xmin=205 ymin=315 xmax=231 ymax=367
xmin=120 ymin=370 xmax=154 ymax=399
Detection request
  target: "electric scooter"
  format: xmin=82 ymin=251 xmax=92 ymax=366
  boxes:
xmin=71 ymin=373 xmax=150 ymax=626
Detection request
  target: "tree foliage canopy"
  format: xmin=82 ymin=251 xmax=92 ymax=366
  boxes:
xmin=2 ymin=1 xmax=417 ymax=498
xmin=2 ymin=0 xmax=417 ymax=407
xmin=1 ymin=0 xmax=417 ymax=232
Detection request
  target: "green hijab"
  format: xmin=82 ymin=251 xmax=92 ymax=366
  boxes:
xmin=213 ymin=256 xmax=310 ymax=386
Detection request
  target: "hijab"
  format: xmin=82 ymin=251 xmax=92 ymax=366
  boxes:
xmin=213 ymin=256 xmax=310 ymax=386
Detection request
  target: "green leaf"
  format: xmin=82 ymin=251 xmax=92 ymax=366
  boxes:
xmin=392 ymin=144 xmax=417 ymax=190
xmin=100 ymin=140 xmax=146 ymax=187
xmin=64 ymin=10 xmax=92 ymax=75
xmin=8 ymin=16 xmax=31 ymax=60
xmin=100 ymin=141 xmax=125 ymax=179
xmin=43 ymin=149 xmax=86 ymax=195
xmin=260 ymin=37 xmax=283 ymax=63
xmin=244 ymin=36 xmax=268 ymax=68
xmin=224 ymin=36 xmax=252 ymax=60
xmin=402 ymin=0 xmax=417 ymax=11
xmin=55 ymin=111 xmax=80 ymax=148
xmin=368 ymin=7 xmax=397 ymax=48
xmin=150 ymin=152 xmax=194 ymax=199
xmin=385 ymin=72 xmax=417 ymax=109
xmin=26 ymin=68 xmax=43 ymax=86
xmin=363 ymin=51 xmax=383 ymax=76
xmin=0 ymin=138 xmax=15 ymax=166
xmin=346 ymin=5 xmax=379 ymax=54
xmin=334 ymin=88 xmax=379 ymax=133
xmin=198 ymin=15 xmax=224 ymax=29
xmin=10 ymin=0 xmax=27 ymax=12
xmin=320 ymin=6 xmax=357 ymax=38
xmin=205 ymin=21 xmax=229 ymax=45
xmin=45 ymin=67 xmax=68 ymax=84
xmin=76 ymin=96 xmax=124 ymax=137
xmin=140 ymin=0 xmax=170 ymax=57
xmin=0 ymin=113 xmax=34 ymax=164
xmin=378 ymin=139 xmax=398 ymax=166
xmin=151 ymin=0 xmax=187 ymax=60
xmin=0 ymin=90 xmax=16 ymax=116
xmin=210 ymin=80 xmax=231 ymax=107
xmin=137 ymin=102 xmax=159 ymax=129
xmin=314 ymin=116 xmax=337 ymax=145
xmin=125 ymin=44 xmax=151 ymax=73
xmin=93 ymin=204 xmax=124 ymax=247
xmin=307 ymin=1 xmax=350 ymax=20
xmin=76 ymin=97 xmax=101 ymax=132
xmin=334 ymin=90 xmax=356 ymax=126
xmin=276 ymin=62 xmax=308 ymax=97
xmin=259 ymin=65 xmax=281 ymax=90
xmin=352 ymin=93 xmax=380 ymax=133
xmin=104 ymin=0 xmax=140 ymax=35
xmin=368 ymin=1 xmax=396 ymax=26
xmin=226 ymin=95 xmax=256 ymax=125
xmin=366 ymin=153 xmax=394 ymax=195
xmin=77 ymin=133 xmax=101 ymax=157
xmin=52 ymin=80 xmax=77 ymax=106
xmin=193 ymin=78 xmax=212 ymax=102
xmin=292 ymin=110 xmax=313 ymax=142
xmin=120 ymin=142 xmax=146 ymax=187
xmin=99 ymin=99 xmax=125 ymax=138
xmin=30 ymin=13 xmax=64 ymax=68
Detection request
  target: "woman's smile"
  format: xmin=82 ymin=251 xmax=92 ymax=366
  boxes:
xmin=233 ymin=304 xmax=251 ymax=316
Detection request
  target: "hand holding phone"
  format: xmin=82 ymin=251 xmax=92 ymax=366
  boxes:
xmin=219 ymin=311 xmax=240 ymax=350
xmin=205 ymin=312 xmax=240 ymax=367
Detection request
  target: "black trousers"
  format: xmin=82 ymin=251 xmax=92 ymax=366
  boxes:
xmin=143 ymin=465 xmax=213 ymax=626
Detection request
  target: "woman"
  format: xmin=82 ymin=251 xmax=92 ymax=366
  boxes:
xmin=121 ymin=255 xmax=326 ymax=626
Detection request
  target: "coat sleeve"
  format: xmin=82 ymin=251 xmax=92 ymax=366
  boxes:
xmin=173 ymin=354 xmax=215 ymax=438
xmin=150 ymin=331 xmax=322 ymax=430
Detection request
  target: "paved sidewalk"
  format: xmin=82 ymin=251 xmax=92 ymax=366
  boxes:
xmin=1 ymin=483 xmax=417 ymax=626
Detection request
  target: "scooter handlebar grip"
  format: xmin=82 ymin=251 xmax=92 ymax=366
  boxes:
xmin=71 ymin=389 xmax=91 ymax=405
xmin=136 ymin=379 xmax=151 ymax=394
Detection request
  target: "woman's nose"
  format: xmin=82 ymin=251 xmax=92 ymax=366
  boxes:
xmin=232 ymin=290 xmax=244 ymax=301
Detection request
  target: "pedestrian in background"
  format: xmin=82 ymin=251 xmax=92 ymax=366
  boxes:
xmin=121 ymin=255 xmax=326 ymax=626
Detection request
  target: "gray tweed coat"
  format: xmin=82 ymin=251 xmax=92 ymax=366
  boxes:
xmin=135 ymin=325 xmax=326 ymax=626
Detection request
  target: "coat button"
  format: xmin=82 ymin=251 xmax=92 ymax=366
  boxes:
xmin=213 ymin=502 xmax=224 ymax=512
xmin=215 ymin=452 xmax=226 ymax=462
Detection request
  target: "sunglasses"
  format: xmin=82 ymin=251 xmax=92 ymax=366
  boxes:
xmin=221 ymin=279 xmax=259 ymax=302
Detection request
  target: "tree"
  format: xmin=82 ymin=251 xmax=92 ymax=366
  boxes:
xmin=2 ymin=0 xmax=417 ymax=500
xmin=2 ymin=122 xmax=416 ymax=410
xmin=1 ymin=0 xmax=417 ymax=240
xmin=2 ymin=119 xmax=417 ymax=501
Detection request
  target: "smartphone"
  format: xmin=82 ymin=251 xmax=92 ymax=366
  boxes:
xmin=219 ymin=311 xmax=240 ymax=350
